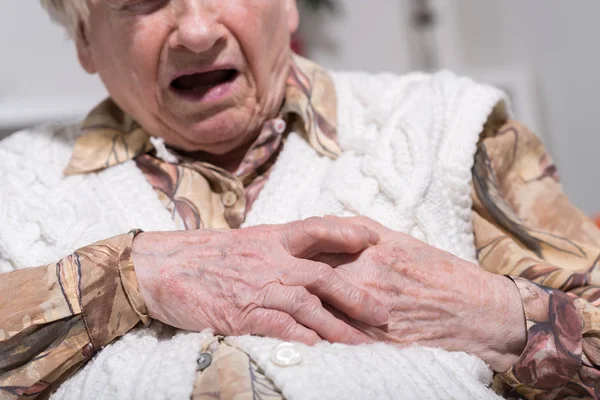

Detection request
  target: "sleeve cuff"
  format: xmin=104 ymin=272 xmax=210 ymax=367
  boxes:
xmin=118 ymin=230 xmax=150 ymax=327
xmin=78 ymin=230 xmax=149 ymax=351
xmin=501 ymin=277 xmax=583 ymax=390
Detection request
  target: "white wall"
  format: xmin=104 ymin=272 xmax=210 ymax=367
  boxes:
xmin=0 ymin=3 xmax=106 ymax=132
xmin=451 ymin=0 xmax=600 ymax=215
xmin=299 ymin=0 xmax=415 ymax=74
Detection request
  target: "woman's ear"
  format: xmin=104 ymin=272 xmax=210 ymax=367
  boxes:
xmin=75 ymin=23 xmax=97 ymax=74
xmin=285 ymin=0 xmax=300 ymax=34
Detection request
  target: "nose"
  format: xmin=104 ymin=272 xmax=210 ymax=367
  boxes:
xmin=169 ymin=2 xmax=226 ymax=54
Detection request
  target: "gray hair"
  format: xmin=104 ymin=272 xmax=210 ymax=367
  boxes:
xmin=40 ymin=0 xmax=89 ymax=39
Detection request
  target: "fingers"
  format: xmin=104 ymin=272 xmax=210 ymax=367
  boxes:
xmin=311 ymin=252 xmax=360 ymax=267
xmin=323 ymin=216 xmax=415 ymax=244
xmin=324 ymin=215 xmax=390 ymax=236
xmin=262 ymin=284 xmax=373 ymax=345
xmin=246 ymin=308 xmax=321 ymax=345
xmin=286 ymin=260 xmax=389 ymax=327
xmin=280 ymin=217 xmax=380 ymax=259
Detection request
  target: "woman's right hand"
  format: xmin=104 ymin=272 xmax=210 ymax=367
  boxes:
xmin=132 ymin=217 xmax=389 ymax=345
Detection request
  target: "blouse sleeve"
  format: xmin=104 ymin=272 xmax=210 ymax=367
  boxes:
xmin=0 ymin=230 xmax=148 ymax=399
xmin=472 ymin=119 xmax=600 ymax=399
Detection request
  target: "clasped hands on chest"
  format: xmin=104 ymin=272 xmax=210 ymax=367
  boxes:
xmin=132 ymin=215 xmax=525 ymax=372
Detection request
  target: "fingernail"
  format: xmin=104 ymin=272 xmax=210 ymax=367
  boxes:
xmin=364 ymin=227 xmax=380 ymax=245
xmin=373 ymin=304 xmax=389 ymax=326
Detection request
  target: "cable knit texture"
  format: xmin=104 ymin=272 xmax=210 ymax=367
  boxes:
xmin=0 ymin=71 xmax=506 ymax=399
xmin=229 ymin=336 xmax=499 ymax=400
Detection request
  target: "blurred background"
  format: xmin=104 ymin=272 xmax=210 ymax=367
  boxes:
xmin=2 ymin=0 xmax=600 ymax=215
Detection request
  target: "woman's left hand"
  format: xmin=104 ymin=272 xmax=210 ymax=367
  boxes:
xmin=320 ymin=217 xmax=527 ymax=372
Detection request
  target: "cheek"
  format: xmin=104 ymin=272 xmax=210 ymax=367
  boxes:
xmin=127 ymin=28 xmax=167 ymax=94
xmin=94 ymin=17 xmax=170 ymax=97
xmin=228 ymin=2 xmax=291 ymax=82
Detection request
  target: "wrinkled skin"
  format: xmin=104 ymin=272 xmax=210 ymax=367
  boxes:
xmin=321 ymin=217 xmax=527 ymax=372
xmin=133 ymin=217 xmax=390 ymax=345
xmin=77 ymin=0 xmax=299 ymax=157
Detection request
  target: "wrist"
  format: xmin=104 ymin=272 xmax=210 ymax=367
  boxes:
xmin=477 ymin=274 xmax=527 ymax=372
xmin=131 ymin=230 xmax=194 ymax=324
xmin=131 ymin=231 xmax=162 ymax=321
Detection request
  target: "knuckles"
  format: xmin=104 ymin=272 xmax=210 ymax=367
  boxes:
xmin=300 ymin=217 xmax=331 ymax=241
xmin=294 ymin=288 xmax=321 ymax=310
xmin=310 ymin=264 xmax=333 ymax=285
xmin=345 ymin=287 xmax=364 ymax=307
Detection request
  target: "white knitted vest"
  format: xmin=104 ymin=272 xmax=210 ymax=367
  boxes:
xmin=0 ymin=71 xmax=506 ymax=400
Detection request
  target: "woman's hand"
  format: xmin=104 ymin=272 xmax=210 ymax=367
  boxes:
xmin=322 ymin=217 xmax=527 ymax=372
xmin=132 ymin=217 xmax=389 ymax=345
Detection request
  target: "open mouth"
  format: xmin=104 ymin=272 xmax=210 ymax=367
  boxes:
xmin=170 ymin=69 xmax=239 ymax=99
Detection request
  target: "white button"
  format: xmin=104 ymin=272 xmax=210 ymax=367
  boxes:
xmin=196 ymin=352 xmax=212 ymax=371
xmin=270 ymin=342 xmax=304 ymax=367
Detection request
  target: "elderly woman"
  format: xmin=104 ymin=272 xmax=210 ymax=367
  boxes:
xmin=1 ymin=1 xmax=599 ymax=399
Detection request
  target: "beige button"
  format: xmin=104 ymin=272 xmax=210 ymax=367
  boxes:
xmin=270 ymin=342 xmax=304 ymax=367
xmin=222 ymin=191 xmax=238 ymax=207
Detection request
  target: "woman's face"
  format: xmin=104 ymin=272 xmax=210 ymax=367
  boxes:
xmin=78 ymin=0 xmax=299 ymax=154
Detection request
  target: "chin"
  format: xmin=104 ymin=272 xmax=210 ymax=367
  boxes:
xmin=184 ymin=110 xmax=260 ymax=154
xmin=158 ymin=101 xmax=260 ymax=154
xmin=171 ymin=124 xmax=252 ymax=155
xmin=195 ymin=137 xmax=250 ymax=155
